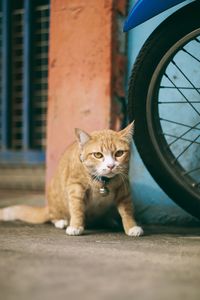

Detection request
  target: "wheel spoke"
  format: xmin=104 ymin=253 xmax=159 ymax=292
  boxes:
xmin=160 ymin=86 xmax=200 ymax=90
xmin=172 ymin=134 xmax=200 ymax=163
xmin=162 ymin=132 xmax=200 ymax=145
xmin=166 ymin=120 xmax=200 ymax=147
xmin=183 ymin=167 xmax=200 ymax=176
xmin=182 ymin=47 xmax=200 ymax=64
xmin=172 ymin=60 xmax=200 ymax=96
xmin=159 ymin=101 xmax=200 ymax=104
xmin=164 ymin=73 xmax=200 ymax=117
xmin=195 ymin=37 xmax=200 ymax=43
xmin=160 ymin=118 xmax=200 ymax=131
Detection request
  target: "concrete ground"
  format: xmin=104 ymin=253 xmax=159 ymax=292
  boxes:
xmin=0 ymin=190 xmax=200 ymax=300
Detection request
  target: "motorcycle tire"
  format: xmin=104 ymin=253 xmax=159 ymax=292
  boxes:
xmin=128 ymin=1 xmax=200 ymax=219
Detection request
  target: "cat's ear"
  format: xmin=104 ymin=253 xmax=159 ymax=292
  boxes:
xmin=75 ymin=128 xmax=91 ymax=147
xmin=119 ymin=121 xmax=135 ymax=142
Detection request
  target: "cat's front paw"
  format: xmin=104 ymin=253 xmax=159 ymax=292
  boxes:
xmin=127 ymin=226 xmax=144 ymax=237
xmin=52 ymin=219 xmax=68 ymax=229
xmin=66 ymin=226 xmax=84 ymax=236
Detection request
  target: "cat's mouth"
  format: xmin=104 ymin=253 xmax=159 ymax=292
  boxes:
xmin=92 ymin=167 xmax=121 ymax=178
xmin=100 ymin=171 xmax=117 ymax=178
xmin=104 ymin=174 xmax=115 ymax=178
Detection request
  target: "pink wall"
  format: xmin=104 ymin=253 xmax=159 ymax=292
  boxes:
xmin=46 ymin=0 xmax=115 ymax=184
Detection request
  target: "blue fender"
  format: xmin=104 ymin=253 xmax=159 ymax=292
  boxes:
xmin=123 ymin=0 xmax=187 ymax=31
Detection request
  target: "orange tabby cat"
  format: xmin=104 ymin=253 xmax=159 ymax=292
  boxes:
xmin=0 ymin=123 xmax=143 ymax=237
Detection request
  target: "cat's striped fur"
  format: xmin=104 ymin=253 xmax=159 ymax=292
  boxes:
xmin=0 ymin=123 xmax=143 ymax=236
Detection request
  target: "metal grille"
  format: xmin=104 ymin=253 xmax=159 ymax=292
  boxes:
xmin=0 ymin=0 xmax=49 ymax=163
xmin=31 ymin=4 xmax=49 ymax=150
xmin=0 ymin=8 xmax=2 ymax=147
xmin=11 ymin=7 xmax=23 ymax=150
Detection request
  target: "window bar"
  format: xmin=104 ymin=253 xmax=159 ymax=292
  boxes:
xmin=22 ymin=0 xmax=32 ymax=150
xmin=1 ymin=0 xmax=11 ymax=150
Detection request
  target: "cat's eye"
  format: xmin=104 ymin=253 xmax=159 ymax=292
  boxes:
xmin=115 ymin=150 xmax=124 ymax=158
xmin=93 ymin=152 xmax=103 ymax=159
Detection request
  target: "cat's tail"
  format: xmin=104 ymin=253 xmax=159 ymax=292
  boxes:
xmin=0 ymin=205 xmax=50 ymax=224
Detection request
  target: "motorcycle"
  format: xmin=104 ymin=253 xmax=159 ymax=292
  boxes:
xmin=124 ymin=0 xmax=200 ymax=219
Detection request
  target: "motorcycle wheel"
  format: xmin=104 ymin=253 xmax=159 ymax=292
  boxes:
xmin=128 ymin=1 xmax=200 ymax=219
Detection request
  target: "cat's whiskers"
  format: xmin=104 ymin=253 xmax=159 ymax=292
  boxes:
xmin=118 ymin=171 xmax=129 ymax=193
xmin=91 ymin=171 xmax=102 ymax=184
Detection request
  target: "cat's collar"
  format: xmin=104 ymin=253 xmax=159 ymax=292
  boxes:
xmin=91 ymin=175 xmax=111 ymax=184
xmin=91 ymin=175 xmax=111 ymax=196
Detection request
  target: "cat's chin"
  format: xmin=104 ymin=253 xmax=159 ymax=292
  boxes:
xmin=101 ymin=172 xmax=116 ymax=178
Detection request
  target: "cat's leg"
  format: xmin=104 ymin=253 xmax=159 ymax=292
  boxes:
xmin=52 ymin=219 xmax=68 ymax=229
xmin=117 ymin=193 xmax=143 ymax=237
xmin=66 ymin=184 xmax=85 ymax=236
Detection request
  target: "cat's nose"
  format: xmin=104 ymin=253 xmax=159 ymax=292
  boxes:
xmin=107 ymin=164 xmax=115 ymax=170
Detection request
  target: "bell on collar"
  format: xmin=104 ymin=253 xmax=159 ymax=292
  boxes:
xmin=99 ymin=186 xmax=109 ymax=196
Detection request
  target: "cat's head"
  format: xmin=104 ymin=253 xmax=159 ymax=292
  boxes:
xmin=75 ymin=122 xmax=134 ymax=178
